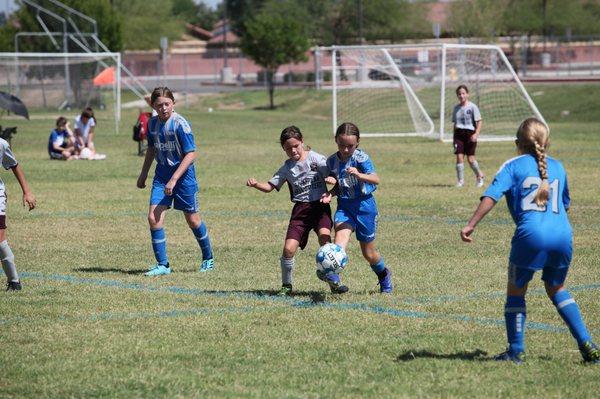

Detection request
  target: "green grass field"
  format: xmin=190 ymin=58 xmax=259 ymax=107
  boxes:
xmin=1 ymin=83 xmax=599 ymax=398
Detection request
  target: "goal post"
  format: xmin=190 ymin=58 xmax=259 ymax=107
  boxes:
xmin=0 ymin=52 xmax=121 ymax=134
xmin=320 ymin=44 xmax=546 ymax=142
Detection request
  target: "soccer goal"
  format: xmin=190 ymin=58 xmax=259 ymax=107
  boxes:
xmin=319 ymin=44 xmax=545 ymax=141
xmin=0 ymin=52 xmax=121 ymax=133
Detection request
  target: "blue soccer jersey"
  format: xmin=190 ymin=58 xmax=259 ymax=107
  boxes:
xmin=326 ymin=149 xmax=377 ymax=202
xmin=483 ymin=154 xmax=572 ymax=270
xmin=147 ymin=112 xmax=197 ymax=190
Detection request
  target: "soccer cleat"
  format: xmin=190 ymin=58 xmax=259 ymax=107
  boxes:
xmin=316 ymin=270 xmax=349 ymax=294
xmin=456 ymin=180 xmax=464 ymax=188
xmin=276 ymin=284 xmax=293 ymax=297
xmin=6 ymin=281 xmax=22 ymax=291
xmin=579 ymin=341 xmax=600 ymax=364
xmin=476 ymin=176 xmax=485 ymax=188
xmin=199 ymin=258 xmax=214 ymax=272
xmin=144 ymin=264 xmax=171 ymax=276
xmin=493 ymin=349 xmax=525 ymax=364
xmin=377 ymin=267 xmax=393 ymax=293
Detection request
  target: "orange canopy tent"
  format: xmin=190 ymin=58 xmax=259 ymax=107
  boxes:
xmin=93 ymin=66 xmax=115 ymax=86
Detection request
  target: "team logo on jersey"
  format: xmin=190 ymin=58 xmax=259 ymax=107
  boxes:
xmin=310 ymin=162 xmax=318 ymax=171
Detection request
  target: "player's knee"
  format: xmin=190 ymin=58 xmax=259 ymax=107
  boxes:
xmin=544 ymin=282 xmax=564 ymax=298
xmin=147 ymin=214 xmax=160 ymax=228
xmin=185 ymin=213 xmax=201 ymax=228
xmin=282 ymin=247 xmax=296 ymax=259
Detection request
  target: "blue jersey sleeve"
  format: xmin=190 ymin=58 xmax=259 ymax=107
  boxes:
xmin=483 ymin=161 xmax=513 ymax=202
xmin=356 ymin=151 xmax=375 ymax=174
xmin=176 ymin=117 xmax=196 ymax=154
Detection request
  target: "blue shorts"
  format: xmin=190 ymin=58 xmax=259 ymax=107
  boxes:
xmin=334 ymin=196 xmax=378 ymax=243
xmin=508 ymin=262 xmax=569 ymax=288
xmin=150 ymin=181 xmax=198 ymax=213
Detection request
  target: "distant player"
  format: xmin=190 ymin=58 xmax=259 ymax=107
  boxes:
xmin=246 ymin=126 xmax=346 ymax=296
xmin=322 ymin=122 xmax=392 ymax=293
xmin=452 ymin=85 xmax=484 ymax=187
xmin=0 ymin=138 xmax=36 ymax=290
xmin=136 ymin=87 xmax=214 ymax=276
xmin=461 ymin=118 xmax=599 ymax=364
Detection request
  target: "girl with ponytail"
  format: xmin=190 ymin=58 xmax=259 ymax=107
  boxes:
xmin=460 ymin=118 xmax=598 ymax=364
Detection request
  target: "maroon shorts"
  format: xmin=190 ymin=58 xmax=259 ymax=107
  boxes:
xmin=453 ymin=128 xmax=477 ymax=156
xmin=286 ymin=201 xmax=333 ymax=250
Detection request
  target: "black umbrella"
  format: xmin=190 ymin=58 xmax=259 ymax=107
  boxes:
xmin=0 ymin=91 xmax=29 ymax=119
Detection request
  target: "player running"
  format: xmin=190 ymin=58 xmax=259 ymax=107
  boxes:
xmin=246 ymin=126 xmax=347 ymax=296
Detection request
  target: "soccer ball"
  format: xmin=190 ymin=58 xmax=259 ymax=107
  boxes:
xmin=316 ymin=243 xmax=348 ymax=275
xmin=79 ymin=147 xmax=92 ymax=159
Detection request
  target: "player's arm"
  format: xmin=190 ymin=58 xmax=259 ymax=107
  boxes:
xmin=472 ymin=120 xmax=482 ymax=142
xmin=246 ymin=178 xmax=275 ymax=193
xmin=164 ymin=151 xmax=196 ymax=195
xmin=10 ymin=164 xmax=35 ymax=210
xmin=137 ymin=147 xmax=155 ymax=189
xmin=460 ymin=196 xmax=496 ymax=242
xmin=87 ymin=125 xmax=95 ymax=148
xmin=320 ymin=182 xmax=338 ymax=204
xmin=346 ymin=167 xmax=380 ymax=185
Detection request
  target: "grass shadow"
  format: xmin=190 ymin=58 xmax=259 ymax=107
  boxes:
xmin=202 ymin=289 xmax=327 ymax=303
xmin=73 ymin=267 xmax=147 ymax=275
xmin=396 ymin=349 xmax=488 ymax=362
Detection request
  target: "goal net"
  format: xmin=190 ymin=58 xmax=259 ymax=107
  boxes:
xmin=0 ymin=52 xmax=121 ymax=133
xmin=321 ymin=44 xmax=545 ymax=141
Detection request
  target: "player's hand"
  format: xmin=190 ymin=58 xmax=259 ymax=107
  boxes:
xmin=246 ymin=178 xmax=257 ymax=187
xmin=136 ymin=174 xmax=147 ymax=189
xmin=346 ymin=167 xmax=359 ymax=177
xmin=325 ymin=176 xmax=336 ymax=185
xmin=23 ymin=192 xmax=36 ymax=211
xmin=460 ymin=226 xmax=474 ymax=242
xmin=471 ymin=134 xmax=478 ymax=142
xmin=164 ymin=179 xmax=177 ymax=196
xmin=320 ymin=192 xmax=332 ymax=204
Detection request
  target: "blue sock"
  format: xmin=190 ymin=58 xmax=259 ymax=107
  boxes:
xmin=370 ymin=257 xmax=385 ymax=276
xmin=552 ymin=290 xmax=591 ymax=346
xmin=327 ymin=273 xmax=340 ymax=283
xmin=191 ymin=222 xmax=213 ymax=260
xmin=150 ymin=228 xmax=168 ymax=266
xmin=505 ymin=296 xmax=526 ymax=354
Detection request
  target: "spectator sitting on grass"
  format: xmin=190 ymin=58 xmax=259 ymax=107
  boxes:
xmin=48 ymin=116 xmax=75 ymax=161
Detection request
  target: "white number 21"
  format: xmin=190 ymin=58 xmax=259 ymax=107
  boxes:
xmin=521 ymin=177 xmax=559 ymax=213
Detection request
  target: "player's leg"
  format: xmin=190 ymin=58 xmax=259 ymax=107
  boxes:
xmin=145 ymin=204 xmax=171 ymax=276
xmin=0 ymin=227 xmax=20 ymax=291
xmin=184 ymin=211 xmax=215 ymax=272
xmin=544 ymin=270 xmax=599 ymax=363
xmin=467 ymin=152 xmax=484 ymax=187
xmin=278 ymin=238 xmax=300 ymax=296
xmin=175 ymin=191 xmax=214 ymax=272
xmin=495 ymin=262 xmax=531 ymax=363
xmin=0 ymin=189 xmax=20 ymax=291
xmin=455 ymin=150 xmax=465 ymax=188
xmin=315 ymin=202 xmax=333 ymax=246
xmin=356 ymin=207 xmax=391 ymax=294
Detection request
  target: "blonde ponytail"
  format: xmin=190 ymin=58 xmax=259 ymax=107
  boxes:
xmin=533 ymin=142 xmax=549 ymax=206
xmin=516 ymin=118 xmax=550 ymax=207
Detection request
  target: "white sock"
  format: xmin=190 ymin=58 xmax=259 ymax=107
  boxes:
xmin=0 ymin=240 xmax=18 ymax=282
xmin=280 ymin=257 xmax=294 ymax=286
xmin=456 ymin=163 xmax=465 ymax=182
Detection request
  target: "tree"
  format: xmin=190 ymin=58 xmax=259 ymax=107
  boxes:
xmin=239 ymin=2 xmax=310 ymax=109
